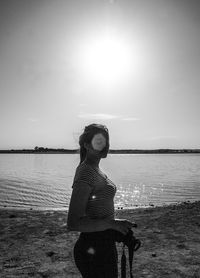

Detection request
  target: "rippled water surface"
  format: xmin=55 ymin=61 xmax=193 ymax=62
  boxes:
xmin=0 ymin=153 xmax=200 ymax=210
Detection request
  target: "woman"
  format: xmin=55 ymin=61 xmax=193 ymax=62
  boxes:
xmin=67 ymin=123 xmax=135 ymax=278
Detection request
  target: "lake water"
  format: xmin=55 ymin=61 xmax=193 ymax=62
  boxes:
xmin=0 ymin=153 xmax=200 ymax=210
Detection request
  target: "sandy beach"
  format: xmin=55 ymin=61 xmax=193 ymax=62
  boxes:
xmin=0 ymin=201 xmax=200 ymax=278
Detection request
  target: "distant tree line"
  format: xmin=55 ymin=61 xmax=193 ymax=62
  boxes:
xmin=33 ymin=146 xmax=78 ymax=153
xmin=0 ymin=147 xmax=200 ymax=154
xmin=109 ymin=149 xmax=200 ymax=154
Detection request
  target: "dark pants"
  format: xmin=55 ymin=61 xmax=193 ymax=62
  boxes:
xmin=73 ymin=230 xmax=118 ymax=278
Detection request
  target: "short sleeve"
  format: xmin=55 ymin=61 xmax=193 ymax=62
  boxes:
xmin=72 ymin=164 xmax=96 ymax=189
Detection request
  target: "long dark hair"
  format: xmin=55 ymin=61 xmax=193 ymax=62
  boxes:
xmin=78 ymin=123 xmax=109 ymax=164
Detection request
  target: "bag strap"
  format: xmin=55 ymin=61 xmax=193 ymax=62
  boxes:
xmin=128 ymin=243 xmax=134 ymax=278
xmin=121 ymin=238 xmax=141 ymax=278
xmin=121 ymin=245 xmax=126 ymax=278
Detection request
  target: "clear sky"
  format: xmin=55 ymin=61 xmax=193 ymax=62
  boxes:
xmin=0 ymin=0 xmax=200 ymax=150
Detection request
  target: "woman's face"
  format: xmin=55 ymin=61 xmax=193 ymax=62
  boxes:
xmin=91 ymin=133 xmax=107 ymax=151
xmin=87 ymin=132 xmax=109 ymax=158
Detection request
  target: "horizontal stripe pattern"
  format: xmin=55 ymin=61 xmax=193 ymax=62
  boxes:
xmin=72 ymin=163 xmax=117 ymax=219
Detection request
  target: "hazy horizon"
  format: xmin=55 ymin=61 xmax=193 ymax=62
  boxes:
xmin=0 ymin=0 xmax=200 ymax=150
xmin=0 ymin=147 xmax=199 ymax=151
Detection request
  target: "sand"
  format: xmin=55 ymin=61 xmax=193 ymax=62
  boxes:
xmin=0 ymin=201 xmax=200 ymax=278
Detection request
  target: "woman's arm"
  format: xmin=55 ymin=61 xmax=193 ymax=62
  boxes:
xmin=67 ymin=182 xmax=112 ymax=232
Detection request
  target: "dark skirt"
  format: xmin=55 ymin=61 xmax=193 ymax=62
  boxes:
xmin=73 ymin=230 xmax=118 ymax=278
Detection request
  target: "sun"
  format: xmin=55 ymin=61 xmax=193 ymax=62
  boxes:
xmin=75 ymin=30 xmax=133 ymax=89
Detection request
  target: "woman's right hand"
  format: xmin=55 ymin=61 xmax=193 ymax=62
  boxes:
xmin=109 ymin=219 xmax=137 ymax=235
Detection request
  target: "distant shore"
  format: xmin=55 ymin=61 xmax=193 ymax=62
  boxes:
xmin=0 ymin=200 xmax=200 ymax=277
xmin=1 ymin=148 xmax=200 ymax=154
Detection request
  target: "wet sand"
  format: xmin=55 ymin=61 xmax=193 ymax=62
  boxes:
xmin=0 ymin=201 xmax=200 ymax=278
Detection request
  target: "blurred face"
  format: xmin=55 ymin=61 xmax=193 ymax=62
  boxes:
xmin=85 ymin=132 xmax=109 ymax=159
xmin=91 ymin=133 xmax=107 ymax=151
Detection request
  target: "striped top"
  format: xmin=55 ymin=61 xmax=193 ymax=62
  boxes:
xmin=72 ymin=162 xmax=117 ymax=220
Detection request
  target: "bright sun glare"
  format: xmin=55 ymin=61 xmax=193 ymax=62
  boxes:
xmin=76 ymin=31 xmax=133 ymax=89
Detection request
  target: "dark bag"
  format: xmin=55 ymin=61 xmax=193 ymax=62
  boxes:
xmin=107 ymin=229 xmax=141 ymax=278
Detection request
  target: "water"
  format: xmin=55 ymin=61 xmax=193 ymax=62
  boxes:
xmin=0 ymin=153 xmax=200 ymax=210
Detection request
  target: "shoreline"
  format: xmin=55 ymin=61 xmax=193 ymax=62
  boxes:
xmin=1 ymin=200 xmax=200 ymax=277
xmin=1 ymin=199 xmax=198 ymax=212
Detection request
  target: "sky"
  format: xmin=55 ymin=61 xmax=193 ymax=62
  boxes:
xmin=0 ymin=0 xmax=200 ymax=150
